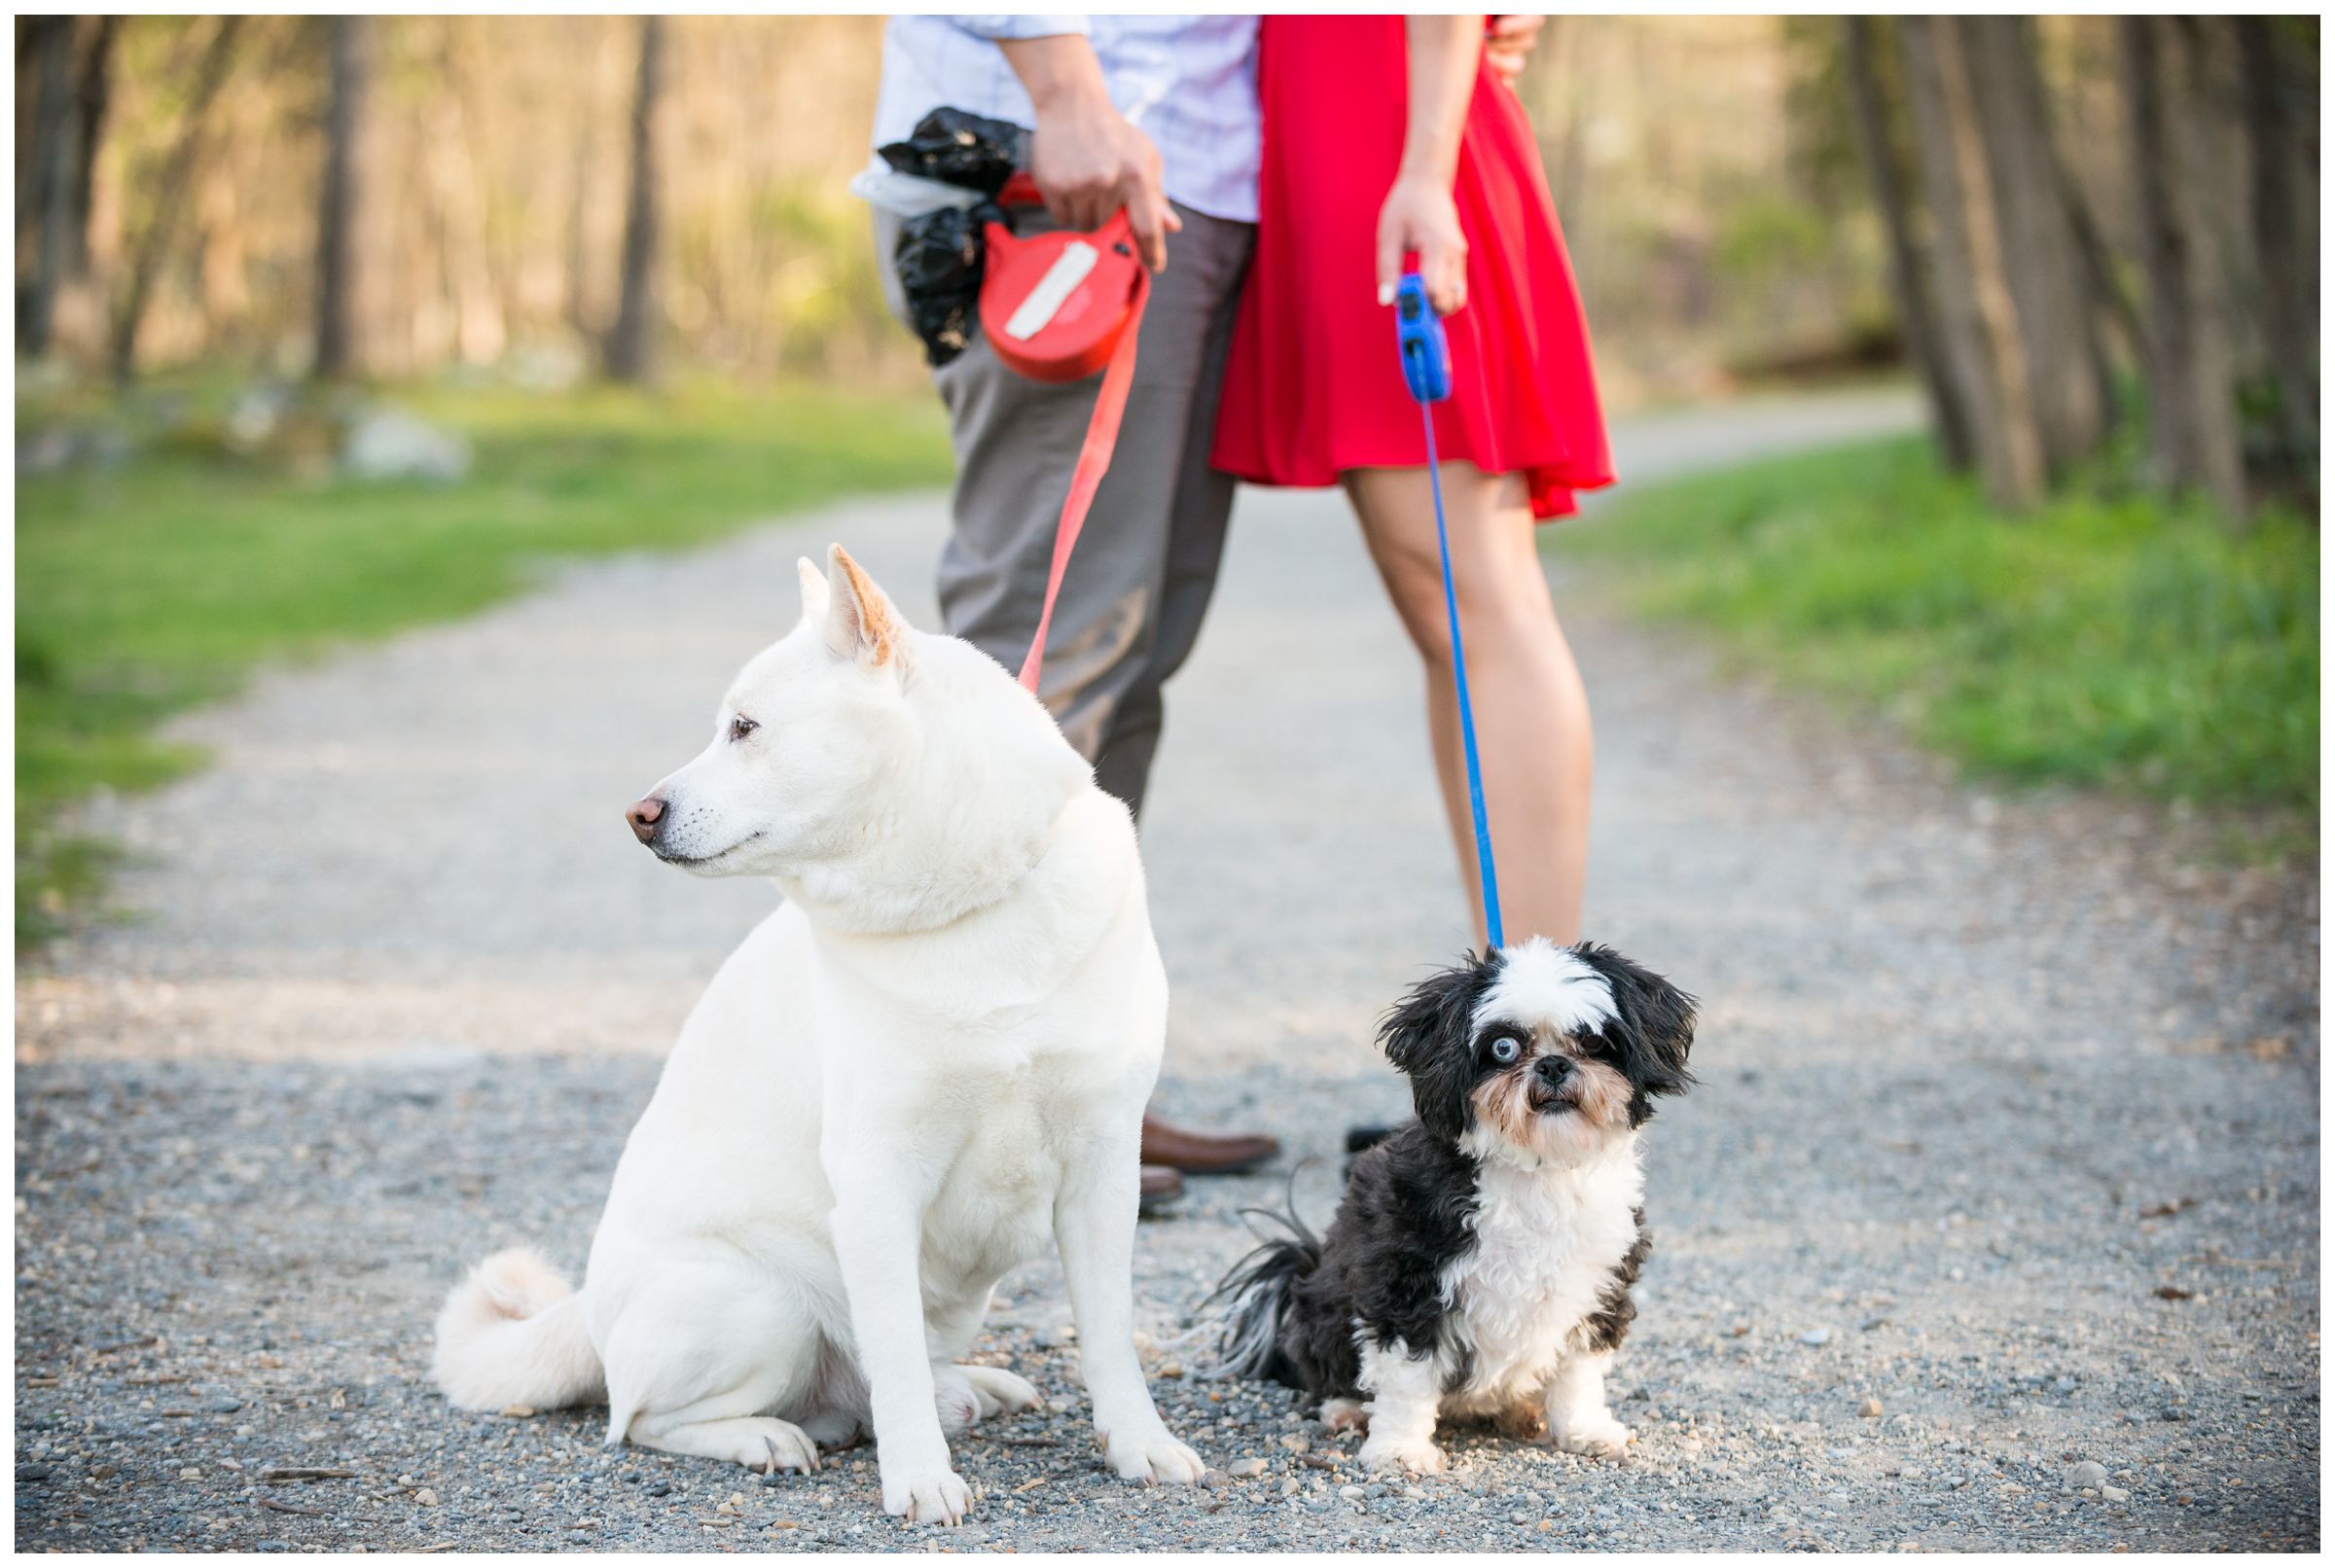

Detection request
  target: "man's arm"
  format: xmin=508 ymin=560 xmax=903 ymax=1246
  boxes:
xmin=981 ymin=28 xmax=1178 ymax=270
xmin=1485 ymin=15 xmax=1546 ymax=86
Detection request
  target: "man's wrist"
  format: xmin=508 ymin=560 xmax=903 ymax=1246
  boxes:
xmin=1000 ymin=36 xmax=1111 ymax=117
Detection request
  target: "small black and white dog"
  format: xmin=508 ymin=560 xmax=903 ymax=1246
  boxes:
xmin=1209 ymin=938 xmax=1696 ymax=1475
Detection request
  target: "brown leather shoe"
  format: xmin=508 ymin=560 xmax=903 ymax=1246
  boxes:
xmin=1138 ymin=1163 xmax=1184 ymax=1214
xmin=1140 ymin=1113 xmax=1280 ymax=1176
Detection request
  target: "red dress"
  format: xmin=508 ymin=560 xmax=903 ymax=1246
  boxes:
xmin=1212 ymin=16 xmax=1613 ymax=519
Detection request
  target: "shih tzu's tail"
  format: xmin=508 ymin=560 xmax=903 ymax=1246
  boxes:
xmin=1202 ymin=1171 xmax=1321 ymax=1386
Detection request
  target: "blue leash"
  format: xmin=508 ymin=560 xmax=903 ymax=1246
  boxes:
xmin=1394 ymin=273 xmax=1503 ymax=950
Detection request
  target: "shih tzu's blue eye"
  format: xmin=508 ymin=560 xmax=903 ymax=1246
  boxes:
xmin=1488 ymin=1035 xmax=1522 ymax=1065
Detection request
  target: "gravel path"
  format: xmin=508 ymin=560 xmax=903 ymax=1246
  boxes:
xmin=17 ymin=387 xmax=2319 ymax=1551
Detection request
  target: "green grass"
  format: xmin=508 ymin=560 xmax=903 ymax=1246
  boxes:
xmin=17 ymin=379 xmax=952 ymax=946
xmin=1551 ymin=435 xmax=2319 ymax=822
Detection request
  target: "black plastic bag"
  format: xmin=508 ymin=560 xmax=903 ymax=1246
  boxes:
xmin=877 ymin=106 xmax=1029 ymax=198
xmin=878 ymin=108 xmax=1030 ymax=366
xmin=892 ymin=205 xmax=990 ymax=368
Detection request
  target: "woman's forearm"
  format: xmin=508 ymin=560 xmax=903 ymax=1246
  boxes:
xmin=1400 ymin=16 xmax=1483 ymax=184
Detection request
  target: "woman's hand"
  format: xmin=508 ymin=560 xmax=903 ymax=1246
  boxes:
xmin=1382 ymin=16 xmax=1480 ymax=315
xmin=1377 ymin=170 xmax=1468 ymax=316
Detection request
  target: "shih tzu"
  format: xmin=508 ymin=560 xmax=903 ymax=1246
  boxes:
xmin=1209 ymin=938 xmax=1696 ymax=1474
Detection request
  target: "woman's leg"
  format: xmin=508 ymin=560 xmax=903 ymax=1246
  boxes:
xmin=1345 ymin=464 xmax=1593 ymax=947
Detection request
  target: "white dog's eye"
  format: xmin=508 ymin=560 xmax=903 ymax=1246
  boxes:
xmin=729 ymin=715 xmax=760 ymax=742
xmin=1487 ymin=1035 xmax=1522 ymax=1065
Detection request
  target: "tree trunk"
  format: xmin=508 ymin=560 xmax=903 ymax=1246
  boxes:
xmin=1960 ymin=16 xmax=2108 ymax=477
xmin=313 ymin=17 xmax=375 ymax=380
xmin=2234 ymin=16 xmax=2317 ymax=481
xmin=19 ymin=15 xmax=77 ymax=356
xmin=16 ymin=18 xmax=42 ymax=275
xmin=108 ymin=17 xmax=240 ymax=384
xmin=1843 ymin=16 xmax=1972 ymax=471
xmin=2057 ymin=140 xmax=2145 ymax=397
xmin=432 ymin=24 xmax=507 ymax=366
xmin=1898 ymin=15 xmax=2046 ymax=510
xmin=67 ymin=16 xmax=118 ymax=278
xmin=604 ymin=15 xmax=665 ymax=385
xmin=2119 ymin=16 xmax=2247 ymax=516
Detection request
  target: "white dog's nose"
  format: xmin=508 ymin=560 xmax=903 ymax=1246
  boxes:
xmin=625 ymin=795 xmax=666 ymax=845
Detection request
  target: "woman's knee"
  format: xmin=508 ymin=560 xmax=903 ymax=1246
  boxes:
xmin=1352 ymin=470 xmax=1554 ymax=661
xmin=1400 ymin=570 xmax=1562 ymax=671
xmin=1378 ymin=548 xmax=1460 ymax=664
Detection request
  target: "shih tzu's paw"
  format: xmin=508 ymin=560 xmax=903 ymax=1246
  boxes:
xmin=1552 ymin=1415 xmax=1633 ymax=1459
xmin=1360 ymin=1432 xmax=1446 ymax=1475
xmin=1495 ymin=1403 xmax=1548 ymax=1442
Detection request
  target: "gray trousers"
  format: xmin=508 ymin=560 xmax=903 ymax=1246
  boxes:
xmin=877 ymin=202 xmax=1255 ymax=817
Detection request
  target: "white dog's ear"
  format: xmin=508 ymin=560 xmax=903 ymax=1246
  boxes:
xmin=795 ymin=556 xmax=831 ymax=624
xmin=823 ymin=544 xmax=906 ymax=671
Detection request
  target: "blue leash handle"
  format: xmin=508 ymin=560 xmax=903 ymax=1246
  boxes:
xmin=1395 ymin=273 xmax=1503 ymax=950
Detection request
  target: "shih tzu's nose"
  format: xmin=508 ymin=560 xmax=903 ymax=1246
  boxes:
xmin=625 ymin=795 xmax=667 ymax=845
xmin=1535 ymin=1054 xmax=1573 ymax=1088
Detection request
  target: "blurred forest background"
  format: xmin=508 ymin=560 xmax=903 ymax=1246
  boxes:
xmin=15 ymin=14 xmax=2322 ymax=945
xmin=16 ymin=15 xmax=2319 ymax=481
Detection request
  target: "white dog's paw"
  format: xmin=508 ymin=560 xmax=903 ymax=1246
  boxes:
xmin=721 ymin=1419 xmax=820 ymax=1474
xmin=1097 ymin=1420 xmax=1206 ymax=1486
xmin=882 ymin=1465 xmax=974 ymax=1526
xmin=958 ymin=1364 xmax=1040 ymax=1420
xmin=1552 ymin=1415 xmax=1634 ymax=1459
xmin=1359 ymin=1432 xmax=1446 ymax=1476
xmin=931 ymin=1367 xmax=984 ymax=1437
xmin=799 ymin=1408 xmax=864 ymax=1451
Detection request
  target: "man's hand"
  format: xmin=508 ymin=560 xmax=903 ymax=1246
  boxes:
xmin=1029 ymin=92 xmax=1177 ymax=271
xmin=1000 ymin=36 xmax=1179 ymax=271
xmin=1485 ymin=14 xmax=1546 ymax=86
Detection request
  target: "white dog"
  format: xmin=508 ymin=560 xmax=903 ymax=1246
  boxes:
xmin=432 ymin=545 xmax=1204 ymax=1524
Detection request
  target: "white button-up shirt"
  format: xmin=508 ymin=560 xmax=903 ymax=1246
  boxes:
xmin=870 ymin=14 xmax=1260 ymax=224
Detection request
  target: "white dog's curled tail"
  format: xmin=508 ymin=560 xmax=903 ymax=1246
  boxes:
xmin=431 ymin=1248 xmax=605 ymax=1412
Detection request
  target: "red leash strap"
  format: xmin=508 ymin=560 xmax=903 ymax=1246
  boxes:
xmin=1016 ymin=271 xmax=1149 ymax=694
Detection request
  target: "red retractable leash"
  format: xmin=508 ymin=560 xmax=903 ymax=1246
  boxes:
xmin=976 ymin=175 xmax=1152 ymax=693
